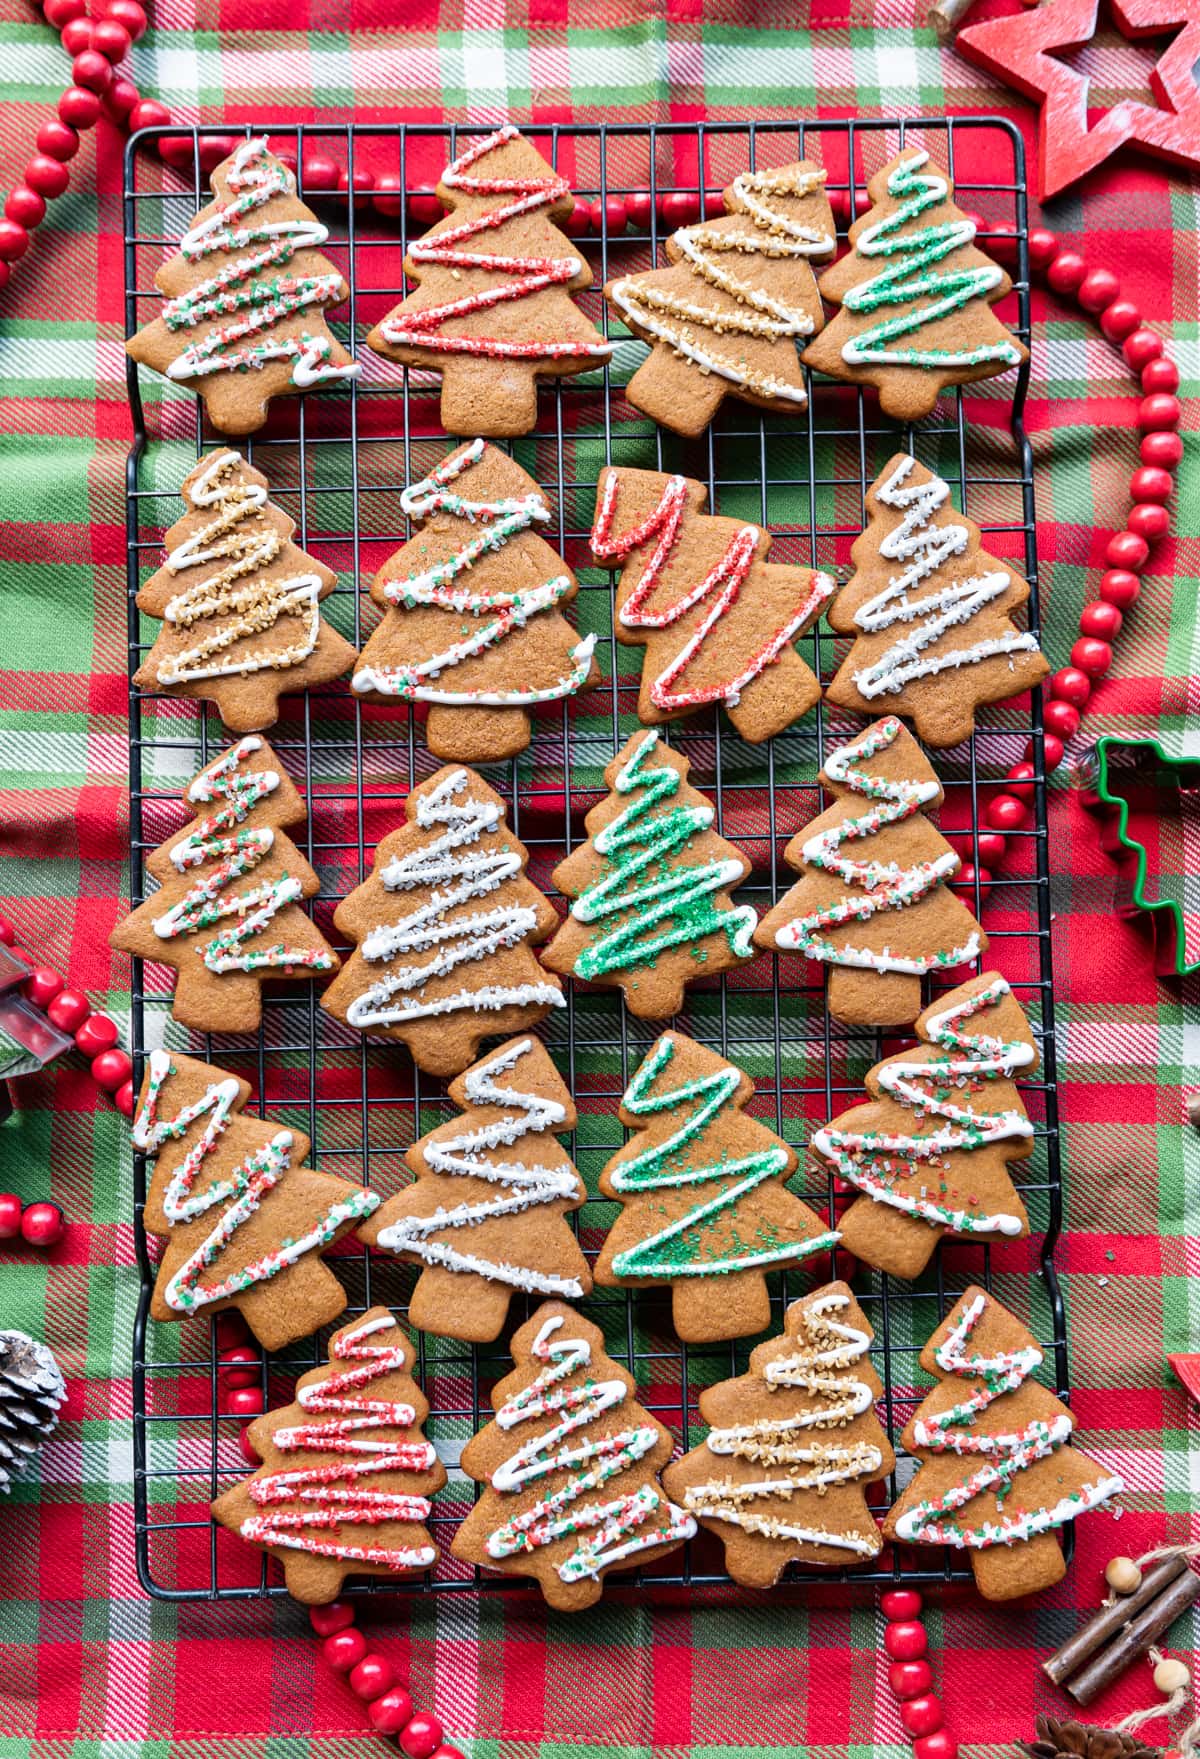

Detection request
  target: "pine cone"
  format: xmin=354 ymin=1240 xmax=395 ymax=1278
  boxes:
xmin=0 ymin=1330 xmax=65 ymax=1493
xmin=1021 ymin=1715 xmax=1159 ymax=1759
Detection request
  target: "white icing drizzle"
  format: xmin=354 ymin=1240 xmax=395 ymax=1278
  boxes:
xmin=352 ymin=438 xmax=595 ymax=706
xmin=484 ymin=1314 xmax=695 ymax=1584
xmin=345 ymin=768 xmax=564 ymax=1030
xmin=374 ymin=1037 xmax=585 ymax=1297
xmin=847 ymin=455 xmax=1041 ymax=700
xmin=681 ymin=1291 xmax=883 ymax=1555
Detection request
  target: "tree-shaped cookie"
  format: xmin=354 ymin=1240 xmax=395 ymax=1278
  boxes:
xmin=452 ymin=1302 xmax=695 ymax=1610
xmin=883 ymin=1287 xmax=1123 ymax=1601
xmin=591 ymin=467 xmax=834 ymax=742
xmin=127 ymin=137 xmax=358 ymax=435
xmin=132 ymin=1049 xmax=378 ymax=1351
xmin=321 ymin=765 xmax=564 ymax=1077
xmin=542 ymin=728 xmax=756 ymax=1019
xmin=802 ymin=147 xmax=1026 ymax=421
xmin=754 ymin=716 xmax=986 ymax=1028
xmin=813 ymin=973 xmax=1037 ymax=1279
xmin=608 ymin=162 xmax=835 ymax=437
xmin=134 ymin=449 xmax=356 ymax=733
xmin=827 ymin=454 xmax=1049 ymax=746
xmin=595 ymin=1032 xmax=838 ymax=1342
xmin=663 ymin=1283 xmax=894 ymax=1586
xmin=211 ymin=1308 xmax=444 ymax=1602
xmin=359 ymin=1036 xmax=591 ymax=1343
xmin=351 ymin=439 xmax=598 ymax=763
xmin=366 ymin=125 xmax=612 ymax=437
xmin=111 ymin=736 xmax=337 ymax=1034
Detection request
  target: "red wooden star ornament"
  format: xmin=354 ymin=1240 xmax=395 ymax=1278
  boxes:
xmin=958 ymin=0 xmax=1200 ymax=199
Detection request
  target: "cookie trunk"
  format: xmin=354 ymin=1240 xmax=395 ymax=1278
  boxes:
xmin=838 ymin=1198 xmax=941 ymax=1279
xmin=409 ymin=1266 xmax=513 ymax=1343
xmin=827 ymin=965 xmax=923 ymax=1028
xmin=672 ymin=1271 xmax=772 ymax=1343
xmin=972 ymin=1530 xmax=1066 ymax=1601
xmin=625 ymin=347 xmax=728 ymax=438
xmin=439 ymin=358 xmax=540 ymax=437
xmin=427 ymin=703 xmax=531 ymax=763
xmin=727 ymin=655 xmax=824 ymax=744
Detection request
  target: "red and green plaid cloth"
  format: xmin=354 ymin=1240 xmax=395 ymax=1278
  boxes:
xmin=1 ymin=1 xmax=1198 ymax=1753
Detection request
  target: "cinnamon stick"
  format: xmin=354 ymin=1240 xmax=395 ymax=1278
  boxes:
xmin=1066 ymin=1565 xmax=1200 ymax=1706
xmin=1042 ymin=1554 xmax=1187 ymax=1686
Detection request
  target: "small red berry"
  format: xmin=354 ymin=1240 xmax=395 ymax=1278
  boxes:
xmin=25 ymin=155 xmax=71 ymax=199
xmin=1046 ymin=250 xmax=1087 ymax=295
xmin=72 ymin=50 xmax=114 ymax=93
xmin=339 ymin=164 xmax=376 ymax=207
xmin=407 ymin=187 xmax=442 ymax=228
xmin=1139 ymin=393 xmax=1181 ymax=432
xmin=1127 ymin=502 xmax=1170 ymax=543
xmin=300 ymin=151 xmax=339 ymax=192
xmin=913 ymin=1733 xmax=958 ymax=1759
xmin=1043 ymin=699 xmax=1081 ymax=740
xmin=0 ymin=918 xmax=12 ymax=945
xmin=1141 ymin=430 xmax=1184 ymax=470
xmin=986 ymin=793 xmax=1028 ymax=833
xmin=225 ymin=1385 xmax=264 ymax=1418
xmin=660 ymin=190 xmax=702 ymax=227
xmin=1077 ymin=268 xmax=1119 ymax=313
xmin=239 ymin=1424 xmax=261 ymax=1466
xmin=0 ymin=220 xmax=31 ymax=262
xmin=1141 ymin=356 xmax=1179 ymax=395
xmin=5 ymin=189 xmax=46 ymax=231
xmin=323 ymin=1628 xmax=368 ymax=1673
xmin=91 ymin=1047 xmax=133 ymax=1092
xmin=1099 ymin=569 xmax=1141 ymax=609
xmin=1005 ymin=761 xmax=1036 ymax=802
xmin=1105 ymin=530 xmax=1149 ymax=572
xmin=309 ymin=1601 xmax=355 ymax=1637
xmin=367 ymin=1688 xmax=414 ymax=1735
xmin=590 ymin=195 xmax=628 ymax=235
xmin=47 ymin=990 xmax=90 ymax=1032
xmin=91 ymin=18 xmax=132 ymax=61
xmin=221 ymin=1344 xmax=260 ymax=1389
xmin=114 ymin=1080 xmax=134 ymax=1118
xmin=75 ymin=1014 xmax=119 ymax=1057
xmin=1071 ymin=636 xmax=1113 ymax=677
xmin=61 ymin=16 xmax=94 ymax=53
xmin=880 ymin=1587 xmax=924 ymax=1620
xmin=889 ymin=1659 xmax=934 ymax=1699
xmin=44 ymin=0 xmax=87 ymax=25
xmin=59 ymin=85 xmax=102 ymax=129
xmin=901 ymin=1695 xmax=945 ymax=1739
xmin=561 ymin=197 xmax=591 ymax=237
xmin=102 ymin=0 xmax=147 ymax=40
xmin=23 ymin=968 xmax=63 ymax=1009
xmin=883 ymin=1619 xmax=927 ymax=1661
xmin=373 ymin=171 xmax=404 ymax=218
xmin=128 ymin=98 xmax=172 ymax=132
xmin=0 ymin=1194 xmax=23 ymax=1239
xmin=953 ymin=864 xmax=992 ymax=906
xmin=1027 ymin=226 xmax=1058 ymax=269
xmin=1098 ymin=300 xmax=1140 ymax=343
xmin=37 ymin=121 xmax=81 ymax=162
xmin=399 ymin=1712 xmax=445 ymax=1759
xmin=1130 ymin=465 xmax=1174 ymax=504
xmin=1079 ymin=600 xmax=1123 ymax=640
xmin=625 ymin=190 xmax=653 ymax=229
xmin=1122 ymin=328 xmax=1163 ymax=371
xmin=1050 ymin=665 xmax=1092 ymax=707
xmin=349 ymin=1652 xmax=395 ymax=1701
xmin=21 ymin=1201 xmax=66 ymax=1248
xmin=976 ymin=832 xmax=1007 ymax=867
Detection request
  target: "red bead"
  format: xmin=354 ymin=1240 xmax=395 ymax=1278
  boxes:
xmin=1123 ymin=328 xmax=1163 ymax=371
xmin=239 ymin=1424 xmax=260 ymax=1466
xmin=1071 ymin=636 xmax=1113 ymax=677
xmin=703 ymin=189 xmax=725 ymax=219
xmin=625 ymin=190 xmax=653 ymax=229
xmin=74 ymin=1014 xmax=118 ymax=1057
xmin=20 ymin=1201 xmax=66 ymax=1248
xmin=309 ymin=1601 xmax=355 ymax=1637
xmin=44 ymin=0 xmax=87 ymax=24
xmin=1043 ymin=698 xmax=1081 ymax=740
xmin=1027 ymin=226 xmax=1058 ymax=269
xmin=986 ymin=793 xmax=1028 ymax=833
xmin=221 ymin=1344 xmax=260 ymax=1388
xmin=1127 ymin=502 xmax=1170 ymax=543
xmin=367 ymin=1688 xmax=414 ymax=1735
xmin=880 ymin=1587 xmax=924 ymax=1620
xmin=1077 ymin=268 xmax=1119 ymax=313
xmin=114 ymin=1080 xmax=134 ymax=1118
xmin=300 ymin=151 xmax=339 ymax=192
xmin=913 ymin=1734 xmax=958 ymax=1759
xmin=349 ymin=1653 xmax=395 ymax=1701
xmin=373 ymin=171 xmax=403 ymax=218
xmin=953 ymin=863 xmax=993 ymax=905
xmin=323 ymin=1628 xmax=368 ymax=1673
xmin=101 ymin=0 xmax=147 ymax=39
xmin=7 ymin=946 xmax=34 ymax=969
xmin=37 ymin=121 xmax=81 ymax=162
xmin=889 ymin=1660 xmax=934 ymax=1700
xmin=47 ymin=990 xmax=90 ymax=1032
xmin=59 ymin=85 xmax=102 ymax=129
xmin=431 ymin=1748 xmax=467 ymax=1759
xmin=0 ymin=918 xmax=11 ymax=945
xmin=225 ymin=1385 xmax=264 ymax=1418
xmin=1047 ymin=250 xmax=1087 ymax=295
xmin=91 ymin=1048 xmax=132 ymax=1092
xmin=1141 ymin=356 xmax=1179 ymax=395
xmin=1130 ymin=465 xmax=1174 ymax=504
xmin=399 ymin=1713 xmax=445 ymax=1759
xmin=590 ymin=195 xmax=628 ymax=235
xmin=0 ymin=1194 xmax=23 ymax=1239
xmin=1141 ymin=430 xmax=1184 ymax=470
xmin=61 ymin=16 xmax=94 ymax=53
xmin=976 ymin=832 xmax=1007 ymax=867
xmin=562 ymin=197 xmax=591 ymax=237
xmin=339 ymin=164 xmax=376 ymax=206
xmin=1098 ymin=570 xmax=1140 ymax=610
xmin=23 ymin=968 xmax=64 ymax=1009
xmin=1105 ymin=530 xmax=1149 ymax=572
xmin=407 ymin=187 xmax=442 ymax=228
xmin=1099 ymin=300 xmax=1141 ymax=343
xmin=1036 ymin=732 xmax=1066 ymax=771
xmin=0 ymin=220 xmax=31 ymax=262
xmin=1050 ymin=665 xmax=1092 ymax=707
xmin=1139 ymin=393 xmax=1181 ymax=432
xmin=128 ymin=98 xmax=172 ymax=132
xmin=1079 ymin=600 xmax=1123 ymax=640
xmin=986 ymin=220 xmax=1018 ymax=265
xmin=72 ymin=50 xmax=114 ymax=93
xmin=661 ymin=190 xmax=702 ymax=227
xmin=25 ymin=155 xmax=71 ymax=199
xmin=901 ymin=1695 xmax=945 ymax=1739
xmin=5 ymin=189 xmax=46 ymax=231
xmin=195 ymin=135 xmax=241 ymax=176
xmin=883 ymin=1620 xmax=928 ymax=1661
xmin=92 ymin=18 xmax=132 ymax=61
xmin=1005 ymin=761 xmax=1036 ymax=803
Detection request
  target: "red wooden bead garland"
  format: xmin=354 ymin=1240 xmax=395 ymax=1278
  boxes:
xmin=881 ymin=1588 xmax=956 ymax=1759
xmin=0 ymin=1193 xmax=24 ymax=1238
xmin=399 ymin=1713 xmax=445 ymax=1759
xmin=20 ymin=1200 xmax=66 ymax=1247
xmin=369 ymin=1690 xmax=416 ymax=1736
xmin=311 ymin=1601 xmax=462 ymax=1752
xmin=350 ymin=1654 xmax=395 ymax=1701
xmin=323 ymin=1629 xmax=368 ymax=1674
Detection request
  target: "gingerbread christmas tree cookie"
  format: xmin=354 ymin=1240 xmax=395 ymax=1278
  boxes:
xmin=663 ymin=1284 xmax=894 ymax=1586
xmin=367 ymin=125 xmax=612 ymax=437
xmin=827 ymin=454 xmax=1048 ymax=746
xmin=134 ymin=449 xmax=355 ymax=733
xmin=754 ymin=716 xmax=986 ymax=1027
xmin=813 ymin=973 xmax=1036 ymax=1279
xmin=802 ymin=148 xmax=1026 ymax=421
xmin=320 ymin=765 xmax=564 ymax=1076
xmin=595 ymin=1032 xmax=838 ymax=1342
xmin=542 ymin=729 xmax=756 ymax=1019
xmin=211 ymin=1308 xmax=444 ymax=1603
xmin=591 ymin=467 xmax=834 ymax=741
xmin=127 ymin=138 xmax=358 ymax=435
xmin=132 ymin=1049 xmax=378 ymax=1351
xmin=359 ymin=1036 xmax=591 ymax=1343
xmin=451 ymin=1302 xmax=695 ymax=1610
xmin=607 ymin=161 xmax=835 ymax=436
xmin=883 ymin=1287 xmax=1123 ymax=1600
xmin=351 ymin=439 xmax=598 ymax=763
xmin=110 ymin=736 xmax=336 ymax=1034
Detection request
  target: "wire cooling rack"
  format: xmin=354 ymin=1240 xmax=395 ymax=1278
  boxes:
xmin=123 ymin=115 xmax=1067 ymax=1602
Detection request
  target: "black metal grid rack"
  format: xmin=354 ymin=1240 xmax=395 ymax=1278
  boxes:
xmin=123 ymin=114 xmax=1068 ymax=1603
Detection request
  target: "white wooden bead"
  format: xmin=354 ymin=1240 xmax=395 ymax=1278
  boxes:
xmin=1154 ymin=1657 xmax=1190 ymax=1695
xmin=1105 ymin=1555 xmax=1143 ymax=1594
